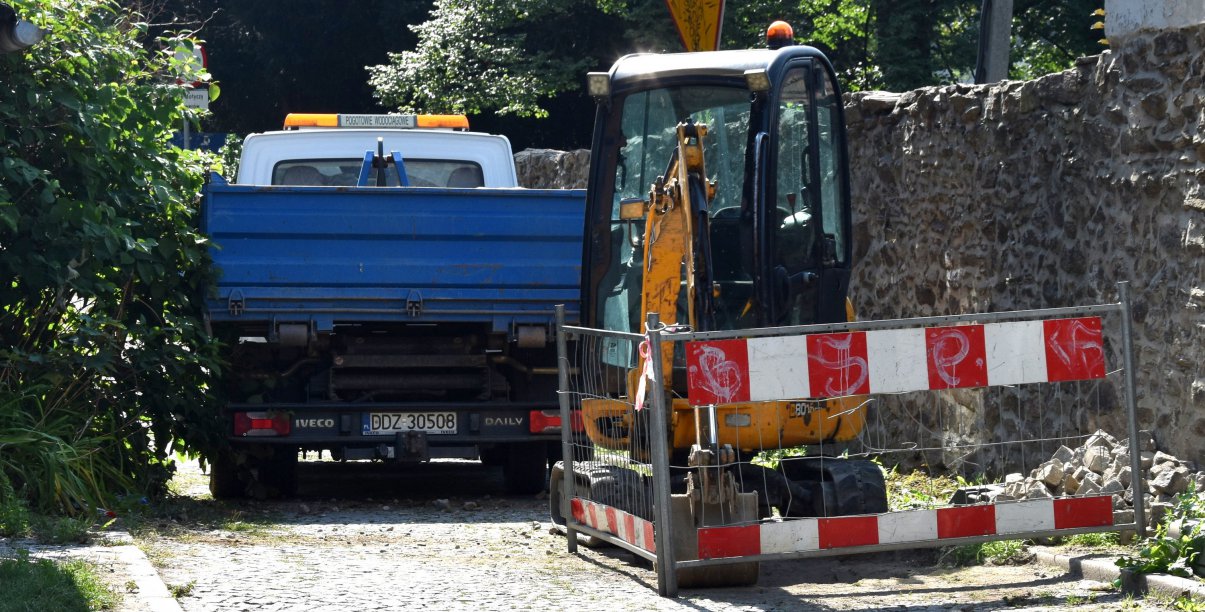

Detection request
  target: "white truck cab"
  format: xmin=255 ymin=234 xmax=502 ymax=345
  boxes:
xmin=234 ymin=113 xmax=520 ymax=188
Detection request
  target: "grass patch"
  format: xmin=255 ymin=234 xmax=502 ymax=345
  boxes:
xmin=941 ymin=539 xmax=1030 ymax=567
xmin=884 ymin=467 xmax=961 ymax=511
xmin=168 ymin=580 xmax=196 ymax=599
xmin=1065 ymin=531 xmax=1120 ymax=548
xmin=0 ymin=552 xmax=120 ymax=611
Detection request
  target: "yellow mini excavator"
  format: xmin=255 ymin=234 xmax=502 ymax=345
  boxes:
xmin=554 ymin=23 xmax=888 ymax=586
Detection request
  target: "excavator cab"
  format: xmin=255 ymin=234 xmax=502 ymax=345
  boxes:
xmin=578 ymin=28 xmax=882 ymax=502
xmin=583 ymin=42 xmax=853 ymax=365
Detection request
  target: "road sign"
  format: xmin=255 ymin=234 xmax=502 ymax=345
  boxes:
xmin=664 ymin=0 xmax=725 ymax=52
xmin=184 ymin=88 xmax=209 ymax=110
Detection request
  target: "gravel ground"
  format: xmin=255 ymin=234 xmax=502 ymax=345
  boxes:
xmin=132 ymin=459 xmax=1177 ymax=611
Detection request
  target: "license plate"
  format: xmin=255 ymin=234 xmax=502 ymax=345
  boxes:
xmin=362 ymin=412 xmax=457 ymax=435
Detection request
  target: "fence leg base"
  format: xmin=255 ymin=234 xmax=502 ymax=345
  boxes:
xmin=669 ymin=493 xmax=760 ymax=588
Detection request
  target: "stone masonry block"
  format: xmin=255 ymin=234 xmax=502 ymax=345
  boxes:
xmin=1037 ymin=461 xmax=1065 ymax=487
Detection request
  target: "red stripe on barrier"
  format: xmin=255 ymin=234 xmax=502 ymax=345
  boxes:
xmin=937 ymin=505 xmax=996 ymax=539
xmin=925 ymin=325 xmax=988 ymax=390
xmin=587 ymin=502 xmax=600 ymax=529
xmin=698 ymin=525 xmax=760 ymax=559
xmin=1054 ymin=496 xmax=1114 ymax=529
xmin=623 ymin=513 xmax=636 ymax=545
xmin=1043 ymin=317 xmax=1106 ymax=382
xmin=818 ymin=516 xmax=879 ymax=549
xmin=686 ymin=339 xmax=752 ymax=405
xmin=643 ymin=520 xmax=656 ymax=554
xmin=605 ymin=506 xmax=619 ymax=535
xmin=807 ymin=332 xmax=870 ymax=397
xmin=571 ymin=498 xmax=585 ymax=524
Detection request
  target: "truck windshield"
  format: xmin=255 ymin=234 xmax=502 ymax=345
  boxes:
xmin=272 ymin=159 xmax=484 ymax=187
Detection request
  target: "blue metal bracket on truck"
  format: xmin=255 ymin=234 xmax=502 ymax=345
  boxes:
xmin=201 ymin=113 xmax=585 ymax=497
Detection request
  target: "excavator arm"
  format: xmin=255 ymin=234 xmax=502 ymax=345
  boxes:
xmin=626 ymin=120 xmax=717 ymax=392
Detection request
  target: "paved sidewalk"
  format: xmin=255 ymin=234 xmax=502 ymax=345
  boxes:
xmin=0 ymin=531 xmax=179 ymax=612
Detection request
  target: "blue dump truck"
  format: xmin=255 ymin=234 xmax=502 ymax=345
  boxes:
xmin=201 ymin=114 xmax=585 ymax=497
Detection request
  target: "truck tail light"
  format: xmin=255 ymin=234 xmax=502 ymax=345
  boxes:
xmin=528 ymin=410 xmax=584 ymax=434
xmin=233 ymin=411 xmax=291 ymax=437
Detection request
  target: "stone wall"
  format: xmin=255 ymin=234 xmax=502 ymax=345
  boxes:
xmin=847 ymin=24 xmax=1203 ymax=468
xmin=514 ymin=24 xmax=1204 ymax=468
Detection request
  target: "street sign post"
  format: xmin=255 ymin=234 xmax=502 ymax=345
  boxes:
xmin=664 ymin=0 xmax=725 ymax=51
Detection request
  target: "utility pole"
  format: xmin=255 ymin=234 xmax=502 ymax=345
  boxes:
xmin=975 ymin=0 xmax=1013 ymax=84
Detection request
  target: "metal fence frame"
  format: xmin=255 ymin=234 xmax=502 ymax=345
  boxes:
xmin=556 ymin=282 xmax=1144 ymax=597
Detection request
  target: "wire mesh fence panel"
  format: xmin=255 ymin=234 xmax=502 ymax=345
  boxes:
xmin=553 ymin=321 xmax=658 ymax=557
xmin=554 ymin=290 xmax=1146 ymax=595
xmin=661 ymin=296 xmax=1145 ymax=567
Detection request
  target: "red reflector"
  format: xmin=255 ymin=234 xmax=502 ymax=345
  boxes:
xmin=529 ymin=410 xmax=561 ymax=434
xmin=530 ymin=410 xmax=585 ymax=433
xmin=232 ymin=411 xmax=290 ymax=437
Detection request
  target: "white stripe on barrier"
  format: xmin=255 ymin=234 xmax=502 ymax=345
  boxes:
xmin=760 ymin=517 xmax=818 ymax=554
xmin=985 ymin=320 xmax=1047 ymax=386
xmin=866 ymin=328 xmax=928 ymax=394
xmin=748 ymin=335 xmax=810 ymax=402
xmin=878 ymin=508 xmax=937 ymax=544
xmin=996 ymin=499 xmax=1055 ymax=534
xmin=686 ymin=317 xmax=1106 ymax=405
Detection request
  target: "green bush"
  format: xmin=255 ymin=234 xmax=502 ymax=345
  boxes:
xmin=0 ymin=0 xmax=223 ymax=515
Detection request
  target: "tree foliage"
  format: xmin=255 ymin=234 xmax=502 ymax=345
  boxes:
xmin=370 ymin=0 xmax=1105 ymax=122
xmin=368 ymin=0 xmax=641 ymax=118
xmin=0 ymin=0 xmax=222 ymax=514
xmin=138 ymin=0 xmax=435 ymax=135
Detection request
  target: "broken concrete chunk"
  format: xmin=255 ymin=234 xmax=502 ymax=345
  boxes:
xmin=1004 ymin=472 xmax=1024 ymax=484
xmin=1151 ymin=466 xmax=1190 ymax=495
xmin=1078 ymin=478 xmax=1102 ymax=496
xmin=1084 ymin=446 xmax=1111 ymax=474
xmin=1118 ymin=466 xmax=1132 ymax=488
xmin=1084 ymin=430 xmax=1118 ymax=450
xmin=1150 ymin=502 xmax=1173 ymax=526
xmin=1052 ymin=445 xmax=1075 ymax=464
xmin=1037 ymin=461 xmax=1065 ymax=486
xmin=1062 ymin=471 xmax=1082 ymax=495
xmin=1024 ymin=480 xmax=1054 ymax=499
xmin=1113 ymin=494 xmax=1128 ymax=510
xmin=1140 ymin=451 xmax=1155 ymax=470
xmin=1101 ymin=479 xmax=1126 ymax=495
xmin=1154 ymin=451 xmax=1179 ymax=466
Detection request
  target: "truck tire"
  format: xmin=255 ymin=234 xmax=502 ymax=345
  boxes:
xmin=504 ymin=443 xmax=547 ymax=494
xmin=254 ymin=446 xmax=299 ymax=499
xmin=208 ymin=453 xmax=245 ymax=499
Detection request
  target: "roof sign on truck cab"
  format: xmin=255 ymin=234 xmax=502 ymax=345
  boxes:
xmin=283 ymin=113 xmax=470 ymax=131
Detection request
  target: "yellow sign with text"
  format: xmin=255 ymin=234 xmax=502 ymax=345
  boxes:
xmin=664 ymin=0 xmax=725 ymax=52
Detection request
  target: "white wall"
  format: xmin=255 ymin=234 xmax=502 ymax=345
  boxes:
xmin=1105 ymin=0 xmax=1205 ymax=39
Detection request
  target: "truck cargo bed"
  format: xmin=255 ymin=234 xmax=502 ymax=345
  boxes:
xmin=202 ymin=174 xmax=584 ymax=332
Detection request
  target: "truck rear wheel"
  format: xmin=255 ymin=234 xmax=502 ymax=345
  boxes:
xmin=208 ymin=452 xmax=245 ymax=499
xmin=504 ymin=443 xmax=548 ymax=494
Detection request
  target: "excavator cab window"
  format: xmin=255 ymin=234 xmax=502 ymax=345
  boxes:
xmin=596 ymin=85 xmax=753 ymax=367
xmin=769 ymin=62 xmax=851 ymax=326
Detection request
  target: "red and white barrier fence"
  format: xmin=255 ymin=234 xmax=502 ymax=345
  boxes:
xmin=686 ymin=317 xmax=1106 ymax=405
xmin=697 ymin=495 xmax=1115 ymax=560
xmin=556 ymin=288 xmax=1143 ymax=597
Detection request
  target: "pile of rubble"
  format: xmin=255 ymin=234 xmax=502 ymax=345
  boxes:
xmin=991 ymin=430 xmax=1204 ymax=528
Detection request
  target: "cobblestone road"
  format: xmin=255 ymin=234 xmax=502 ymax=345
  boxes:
xmin=139 ymin=460 xmax=1172 ymax=611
